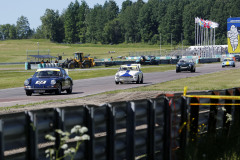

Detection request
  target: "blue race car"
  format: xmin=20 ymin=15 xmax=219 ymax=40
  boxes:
xmin=24 ymin=67 xmax=73 ymax=96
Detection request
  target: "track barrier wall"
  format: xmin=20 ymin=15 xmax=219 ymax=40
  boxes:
xmin=24 ymin=57 xmax=221 ymax=70
xmin=1 ymin=87 xmax=240 ymax=159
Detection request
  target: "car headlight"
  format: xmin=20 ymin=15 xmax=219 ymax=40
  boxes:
xmin=24 ymin=80 xmax=30 ymax=85
xmin=51 ymin=80 xmax=56 ymax=85
xmin=115 ymin=74 xmax=119 ymax=78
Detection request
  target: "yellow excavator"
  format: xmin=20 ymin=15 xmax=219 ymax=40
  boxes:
xmin=62 ymin=52 xmax=95 ymax=69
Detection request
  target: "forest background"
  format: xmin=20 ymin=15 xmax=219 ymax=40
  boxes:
xmin=0 ymin=0 xmax=239 ymax=46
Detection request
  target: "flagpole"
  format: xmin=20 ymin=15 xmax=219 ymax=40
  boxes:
xmin=195 ymin=18 xmax=196 ymax=46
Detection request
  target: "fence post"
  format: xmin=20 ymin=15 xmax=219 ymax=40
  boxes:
xmin=163 ymin=97 xmax=171 ymax=160
xmin=26 ymin=111 xmax=38 ymax=160
xmin=107 ymin=104 xmax=116 ymax=160
xmin=126 ymin=101 xmax=135 ymax=160
xmin=189 ymin=97 xmax=199 ymax=142
xmin=54 ymin=108 xmax=64 ymax=159
xmin=234 ymin=88 xmax=240 ymax=127
xmin=179 ymin=96 xmax=188 ymax=158
xmin=85 ymin=106 xmax=94 ymax=160
xmin=0 ymin=120 xmax=3 ymax=160
xmin=208 ymin=91 xmax=219 ymax=138
xmin=223 ymin=89 xmax=233 ymax=136
xmin=147 ymin=99 xmax=155 ymax=160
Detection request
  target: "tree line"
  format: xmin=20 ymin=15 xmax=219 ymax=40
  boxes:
xmin=0 ymin=0 xmax=239 ymax=45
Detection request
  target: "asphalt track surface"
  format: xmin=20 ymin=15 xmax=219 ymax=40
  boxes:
xmin=0 ymin=63 xmax=239 ymax=107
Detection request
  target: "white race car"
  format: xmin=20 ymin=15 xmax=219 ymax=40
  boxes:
xmin=115 ymin=64 xmax=143 ymax=84
xmin=222 ymin=58 xmax=235 ymax=67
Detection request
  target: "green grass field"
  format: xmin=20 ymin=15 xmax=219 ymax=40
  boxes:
xmin=0 ymin=39 xmax=173 ymax=63
xmin=103 ymin=68 xmax=240 ymax=94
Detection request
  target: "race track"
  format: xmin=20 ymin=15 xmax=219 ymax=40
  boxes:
xmin=0 ymin=63 xmax=239 ymax=107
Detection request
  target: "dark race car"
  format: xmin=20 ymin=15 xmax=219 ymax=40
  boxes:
xmin=24 ymin=67 xmax=73 ymax=96
xmin=176 ymin=58 xmax=196 ymax=73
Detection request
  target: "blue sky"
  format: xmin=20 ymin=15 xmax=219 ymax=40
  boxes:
xmin=0 ymin=0 xmax=133 ymax=29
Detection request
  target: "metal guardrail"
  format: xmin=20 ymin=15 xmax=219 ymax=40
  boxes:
xmin=0 ymin=62 xmax=25 ymax=65
xmin=1 ymin=87 xmax=240 ymax=159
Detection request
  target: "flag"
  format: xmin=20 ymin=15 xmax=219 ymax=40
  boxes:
xmin=211 ymin=22 xmax=219 ymax=28
xmin=195 ymin=17 xmax=200 ymax=23
xmin=199 ymin=18 xmax=204 ymax=27
xmin=197 ymin=18 xmax=219 ymax=28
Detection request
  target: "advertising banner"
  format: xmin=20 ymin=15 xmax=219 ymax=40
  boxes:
xmin=227 ymin=17 xmax=240 ymax=53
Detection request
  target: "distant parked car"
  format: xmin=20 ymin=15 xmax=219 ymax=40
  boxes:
xmin=24 ymin=67 xmax=73 ymax=96
xmin=136 ymin=56 xmax=159 ymax=65
xmin=115 ymin=64 xmax=143 ymax=84
xmin=234 ymin=55 xmax=240 ymax=61
xmin=176 ymin=58 xmax=196 ymax=73
xmin=222 ymin=58 xmax=235 ymax=67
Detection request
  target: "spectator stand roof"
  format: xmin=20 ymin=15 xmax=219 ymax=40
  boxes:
xmin=27 ymin=55 xmax=57 ymax=63
xmin=26 ymin=49 xmax=57 ymax=63
xmin=28 ymin=55 xmax=56 ymax=59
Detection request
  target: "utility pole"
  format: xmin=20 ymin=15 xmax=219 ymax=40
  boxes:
xmin=37 ymin=42 xmax=39 ymax=62
xmin=160 ymin=33 xmax=161 ymax=55
xmin=181 ymin=33 xmax=183 ymax=56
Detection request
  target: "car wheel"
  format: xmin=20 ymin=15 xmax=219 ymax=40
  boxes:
xmin=115 ymin=81 xmax=119 ymax=84
xmin=136 ymin=76 xmax=140 ymax=84
xmin=68 ymin=62 xmax=75 ymax=69
xmin=55 ymin=84 xmax=62 ymax=95
xmin=140 ymin=75 xmax=143 ymax=84
xmin=26 ymin=91 xmax=32 ymax=96
xmin=66 ymin=83 xmax=72 ymax=94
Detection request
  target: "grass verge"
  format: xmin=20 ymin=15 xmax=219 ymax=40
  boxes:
xmin=98 ymin=68 xmax=240 ymax=94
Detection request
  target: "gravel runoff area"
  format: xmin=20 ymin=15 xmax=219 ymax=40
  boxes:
xmin=0 ymin=91 xmax=179 ymax=115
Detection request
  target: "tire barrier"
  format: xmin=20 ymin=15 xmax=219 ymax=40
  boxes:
xmin=95 ymin=59 xmax=179 ymax=67
xmin=39 ymin=63 xmax=59 ymax=68
xmin=25 ymin=62 xmax=60 ymax=70
xmin=1 ymin=87 xmax=240 ymax=159
xmin=25 ymin=62 xmax=31 ymax=70
xmin=198 ymin=58 xmax=220 ymax=63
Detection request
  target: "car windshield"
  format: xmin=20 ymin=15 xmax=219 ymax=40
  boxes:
xmin=145 ymin=56 xmax=151 ymax=60
xmin=120 ymin=67 xmax=138 ymax=71
xmin=34 ymin=70 xmax=61 ymax=78
xmin=224 ymin=59 xmax=232 ymax=61
xmin=179 ymin=59 xmax=193 ymax=63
